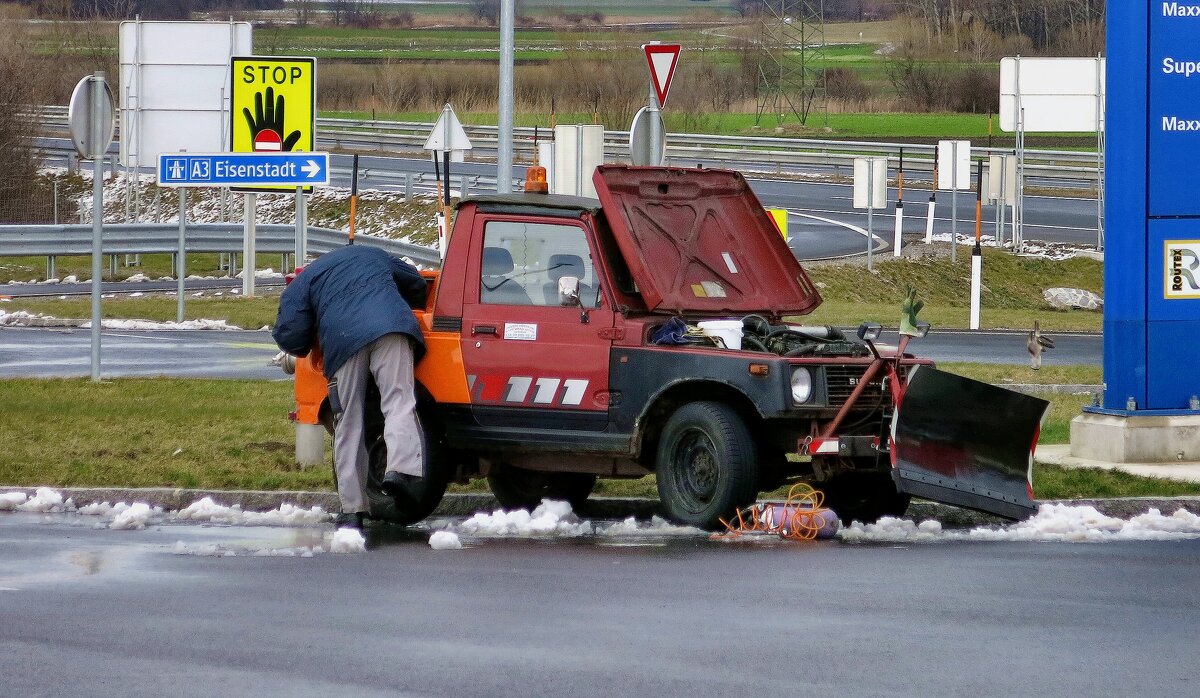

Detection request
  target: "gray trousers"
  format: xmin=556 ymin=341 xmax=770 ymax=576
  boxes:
xmin=333 ymin=333 xmax=423 ymax=513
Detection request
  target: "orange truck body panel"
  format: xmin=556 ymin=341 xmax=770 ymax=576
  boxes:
xmin=291 ymin=270 xmax=467 ymax=425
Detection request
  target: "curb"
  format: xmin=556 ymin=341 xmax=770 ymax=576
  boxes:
xmin=4 ymin=486 xmax=1200 ymax=528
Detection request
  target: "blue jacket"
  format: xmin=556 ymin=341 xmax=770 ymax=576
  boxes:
xmin=272 ymin=245 xmax=427 ymax=378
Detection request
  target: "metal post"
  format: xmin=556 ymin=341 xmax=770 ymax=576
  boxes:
xmin=295 ymin=186 xmax=306 ymax=267
xmin=950 ymin=142 xmax=958 ymax=263
xmin=177 ymin=188 xmax=186 ymax=323
xmin=867 ymin=158 xmax=875 ymax=272
xmin=244 ymin=193 xmax=257 ymax=297
xmin=1096 ymin=53 xmax=1105 ymax=252
xmin=497 ymin=0 xmax=515 ymax=194
xmin=404 ymin=172 xmax=413 ymax=202
xmin=89 ymin=71 xmax=105 ymax=382
xmin=997 ymin=157 xmax=1006 ymax=247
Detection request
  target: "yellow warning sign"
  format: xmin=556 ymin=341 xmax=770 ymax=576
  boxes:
xmin=230 ymin=56 xmax=315 ymax=191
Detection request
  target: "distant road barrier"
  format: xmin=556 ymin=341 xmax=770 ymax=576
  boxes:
xmin=0 ymin=223 xmax=441 ymax=266
xmin=26 ymin=105 xmax=1100 ymax=185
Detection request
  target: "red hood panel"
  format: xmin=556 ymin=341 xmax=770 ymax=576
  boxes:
xmin=593 ymin=165 xmax=821 ymax=316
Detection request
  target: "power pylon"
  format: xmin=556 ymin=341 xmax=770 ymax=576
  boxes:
xmin=755 ymin=0 xmax=826 ymax=127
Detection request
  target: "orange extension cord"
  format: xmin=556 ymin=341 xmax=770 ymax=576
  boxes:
xmin=713 ymin=484 xmax=837 ymax=542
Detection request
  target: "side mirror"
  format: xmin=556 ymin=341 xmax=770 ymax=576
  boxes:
xmin=558 ymin=276 xmax=581 ymax=306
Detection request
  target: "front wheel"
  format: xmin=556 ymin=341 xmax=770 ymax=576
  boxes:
xmin=655 ymin=401 xmax=759 ymax=530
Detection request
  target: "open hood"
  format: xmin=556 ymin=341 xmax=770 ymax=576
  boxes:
xmin=592 ymin=165 xmax=821 ymax=317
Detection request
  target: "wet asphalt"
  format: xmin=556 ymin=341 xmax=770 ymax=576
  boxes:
xmin=1 ymin=512 xmax=1197 ymax=697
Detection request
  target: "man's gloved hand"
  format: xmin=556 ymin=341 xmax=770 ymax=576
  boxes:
xmin=243 ymin=86 xmax=302 ymax=152
xmin=899 ymin=284 xmax=925 ymax=337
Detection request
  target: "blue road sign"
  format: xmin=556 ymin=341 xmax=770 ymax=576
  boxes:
xmin=157 ymin=152 xmax=329 ymax=187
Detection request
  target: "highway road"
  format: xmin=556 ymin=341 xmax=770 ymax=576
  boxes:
xmin=1 ymin=511 xmax=1195 ymax=697
xmin=34 ymin=140 xmax=1101 ymax=261
xmin=0 ymin=326 xmax=1100 ymax=379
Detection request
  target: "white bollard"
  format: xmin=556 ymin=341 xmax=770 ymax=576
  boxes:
xmin=295 ymin=423 xmax=326 ymax=468
xmin=924 ymin=194 xmax=936 ymax=244
xmin=969 ymin=247 xmax=983 ymax=330
xmin=893 ymin=201 xmax=904 ymax=257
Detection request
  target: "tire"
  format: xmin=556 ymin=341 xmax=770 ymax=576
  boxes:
xmin=360 ymin=381 xmax=449 ymax=525
xmin=655 ymin=401 xmax=759 ymax=530
xmin=819 ymin=470 xmax=911 ymax=526
xmin=487 ymin=463 xmax=597 ymax=511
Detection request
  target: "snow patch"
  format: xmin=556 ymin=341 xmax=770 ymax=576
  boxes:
xmin=0 ymin=492 xmax=28 ymax=510
xmin=16 ymin=487 xmax=65 ymax=513
xmin=459 ymin=499 xmax=593 ymax=537
xmin=429 ymin=530 xmax=463 ymax=550
xmin=82 ymin=318 xmax=243 ymax=331
xmin=174 ymin=497 xmax=331 ymax=526
xmin=839 ymin=504 xmax=1200 ymax=543
xmin=330 ymin=527 xmax=367 ymax=553
xmin=109 ymin=502 xmax=157 ymax=530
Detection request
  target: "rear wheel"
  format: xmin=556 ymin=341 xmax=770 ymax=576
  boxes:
xmin=655 ymin=401 xmax=759 ymax=530
xmin=487 ymin=464 xmax=597 ymax=511
xmin=819 ymin=469 xmax=911 ymax=525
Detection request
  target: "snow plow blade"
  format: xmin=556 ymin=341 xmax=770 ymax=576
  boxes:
xmin=892 ymin=367 xmax=1050 ymax=521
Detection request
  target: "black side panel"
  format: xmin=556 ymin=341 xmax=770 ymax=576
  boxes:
xmin=609 ymin=347 xmax=792 ymax=435
xmin=437 ymin=404 xmax=630 ymax=454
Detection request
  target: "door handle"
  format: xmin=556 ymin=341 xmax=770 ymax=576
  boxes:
xmin=472 ymin=325 xmax=497 ymax=336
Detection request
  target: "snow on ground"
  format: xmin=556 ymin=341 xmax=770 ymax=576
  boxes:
xmin=429 ymin=530 xmax=463 ymax=550
xmin=926 ymin=232 xmax=1093 ymax=261
xmin=174 ymin=497 xmax=331 ymax=527
xmin=330 ymin=528 xmax=367 ymax=553
xmin=445 ymin=500 xmax=703 ymax=540
xmin=0 ymin=492 xmax=28 ymax=510
xmin=839 ymin=503 xmax=1200 ymax=543
xmin=1 ymin=308 xmax=246 ymax=330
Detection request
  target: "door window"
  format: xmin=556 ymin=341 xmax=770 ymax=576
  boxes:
xmin=480 ymin=220 xmax=600 ymax=307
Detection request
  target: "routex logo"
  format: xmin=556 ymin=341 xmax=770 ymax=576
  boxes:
xmin=1165 ymin=241 xmax=1200 ymax=299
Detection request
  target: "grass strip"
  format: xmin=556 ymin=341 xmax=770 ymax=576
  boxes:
xmin=6 ymin=377 xmax=1196 ymax=502
xmin=3 ymin=295 xmax=281 ymax=330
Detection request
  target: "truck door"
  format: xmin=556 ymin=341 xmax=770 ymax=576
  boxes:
xmin=459 ymin=216 xmax=616 ymax=431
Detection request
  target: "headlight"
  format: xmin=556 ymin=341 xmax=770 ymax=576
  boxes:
xmin=790 ymin=367 xmax=813 ymax=404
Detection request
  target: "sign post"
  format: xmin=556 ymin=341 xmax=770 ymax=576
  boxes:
xmin=424 ymin=104 xmax=472 ymax=255
xmin=854 ymin=157 xmax=887 ymax=272
xmin=641 ymin=42 xmax=680 ymax=167
xmin=937 ymin=140 xmax=971 ymax=263
xmin=68 ymin=72 xmax=115 ymax=382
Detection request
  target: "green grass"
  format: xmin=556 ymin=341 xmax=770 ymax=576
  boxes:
xmin=0 ymin=253 xmax=287 ymax=285
xmin=801 ymin=248 xmax=1104 ymax=331
xmin=2 ymin=295 xmax=281 ymax=329
xmin=0 ymin=379 xmax=334 ymax=492
xmin=5 ymin=376 xmax=1195 ymax=501
xmin=938 ymin=363 xmax=1101 ymax=386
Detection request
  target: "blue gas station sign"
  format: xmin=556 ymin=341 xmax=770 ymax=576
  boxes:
xmin=156 ymin=152 xmax=330 ymax=188
xmin=1104 ymin=4 xmax=1200 ymax=411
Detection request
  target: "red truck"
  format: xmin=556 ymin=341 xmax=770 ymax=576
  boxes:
xmin=290 ymin=165 xmax=1048 ymax=529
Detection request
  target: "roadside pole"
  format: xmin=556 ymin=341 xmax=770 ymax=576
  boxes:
xmin=925 ymin=147 xmax=937 ymax=244
xmin=496 ymin=0 xmax=514 ymax=193
xmin=893 ymin=148 xmax=904 ymax=257
xmin=347 ymin=153 xmax=359 ymax=245
xmin=867 ymin=158 xmax=875 ymax=271
xmin=950 ymin=142 xmax=958 ymax=263
xmin=243 ymin=193 xmax=256 ymax=297
xmin=177 ymin=187 xmax=186 ymax=323
xmin=970 ymin=160 xmax=983 ymax=330
xmin=89 ymin=72 xmax=105 ymax=381
xmin=295 ymin=186 xmax=306 ymax=267
xmin=854 ymin=156 xmax=886 ymax=273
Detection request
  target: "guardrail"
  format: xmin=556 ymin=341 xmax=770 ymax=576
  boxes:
xmin=27 ymin=105 xmax=1100 ymax=185
xmin=0 ymin=223 xmax=441 ymax=266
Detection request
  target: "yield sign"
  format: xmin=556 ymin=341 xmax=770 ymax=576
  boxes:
xmin=642 ymin=43 xmax=681 ymax=108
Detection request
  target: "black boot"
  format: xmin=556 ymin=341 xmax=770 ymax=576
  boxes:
xmin=381 ymin=471 xmax=422 ymax=510
xmin=334 ymin=511 xmax=365 ymax=530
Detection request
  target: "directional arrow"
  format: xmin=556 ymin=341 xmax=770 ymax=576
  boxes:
xmin=302 ymin=159 xmax=321 ymax=179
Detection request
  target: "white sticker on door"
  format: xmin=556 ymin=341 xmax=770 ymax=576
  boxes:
xmin=503 ymin=323 xmax=538 ymax=341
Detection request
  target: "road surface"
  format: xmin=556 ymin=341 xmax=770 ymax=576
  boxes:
xmin=0 ymin=511 xmax=1194 ymax=697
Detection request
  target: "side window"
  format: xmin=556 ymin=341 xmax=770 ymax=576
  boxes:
xmin=480 ymin=220 xmax=599 ymax=308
